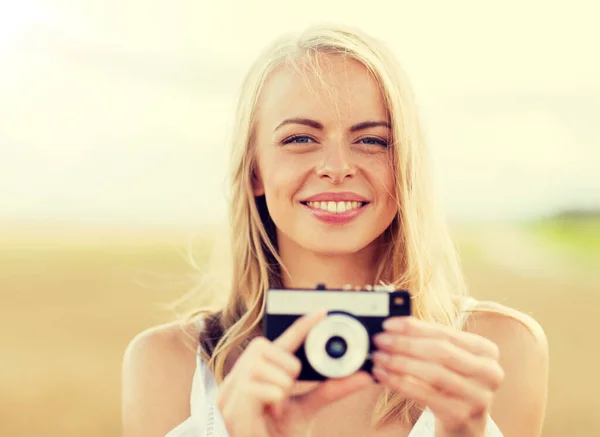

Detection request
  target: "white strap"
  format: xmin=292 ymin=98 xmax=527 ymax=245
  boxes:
xmin=455 ymin=297 xmax=478 ymax=330
xmin=409 ymin=408 xmax=504 ymax=436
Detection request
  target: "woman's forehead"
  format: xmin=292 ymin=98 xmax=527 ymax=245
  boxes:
xmin=257 ymin=54 xmax=388 ymax=129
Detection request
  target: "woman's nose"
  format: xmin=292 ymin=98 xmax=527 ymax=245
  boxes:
xmin=315 ymin=142 xmax=356 ymax=184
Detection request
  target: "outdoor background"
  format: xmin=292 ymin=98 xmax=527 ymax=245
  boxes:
xmin=1 ymin=1 xmax=599 ymax=436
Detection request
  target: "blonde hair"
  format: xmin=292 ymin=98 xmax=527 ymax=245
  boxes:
xmin=189 ymin=22 xmax=468 ymax=427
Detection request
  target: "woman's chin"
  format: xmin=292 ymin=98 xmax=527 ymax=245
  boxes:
xmin=300 ymin=238 xmax=370 ymax=256
xmin=276 ymin=226 xmax=381 ymax=257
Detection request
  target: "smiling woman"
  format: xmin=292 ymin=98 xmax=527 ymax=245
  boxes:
xmin=252 ymin=55 xmax=398 ymax=256
xmin=251 ymin=56 xmax=400 ymax=257
xmin=121 ymin=23 xmax=548 ymax=437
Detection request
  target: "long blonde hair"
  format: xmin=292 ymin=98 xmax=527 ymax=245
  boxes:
xmin=190 ymin=22 xmax=468 ymax=426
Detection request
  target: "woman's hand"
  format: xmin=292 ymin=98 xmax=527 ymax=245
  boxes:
xmin=217 ymin=310 xmax=373 ymax=437
xmin=372 ymin=316 xmax=505 ymax=437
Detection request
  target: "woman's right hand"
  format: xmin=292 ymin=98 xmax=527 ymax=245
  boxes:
xmin=216 ymin=310 xmax=373 ymax=437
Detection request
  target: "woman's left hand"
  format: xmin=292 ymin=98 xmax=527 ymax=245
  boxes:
xmin=372 ymin=316 xmax=505 ymax=437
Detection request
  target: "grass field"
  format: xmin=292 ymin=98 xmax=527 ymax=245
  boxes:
xmin=1 ymin=220 xmax=598 ymax=436
xmin=527 ymin=216 xmax=600 ymax=261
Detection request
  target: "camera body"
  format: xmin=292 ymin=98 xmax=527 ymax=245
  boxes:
xmin=263 ymin=284 xmax=411 ymax=381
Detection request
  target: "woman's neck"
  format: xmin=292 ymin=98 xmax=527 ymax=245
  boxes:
xmin=277 ymin=235 xmax=381 ymax=290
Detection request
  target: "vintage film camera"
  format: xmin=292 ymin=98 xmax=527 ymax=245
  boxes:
xmin=263 ymin=284 xmax=411 ymax=381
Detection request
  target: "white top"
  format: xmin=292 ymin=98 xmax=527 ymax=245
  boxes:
xmin=165 ymin=298 xmax=504 ymax=437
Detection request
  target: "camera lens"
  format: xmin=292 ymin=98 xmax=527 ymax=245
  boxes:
xmin=305 ymin=314 xmax=369 ymax=378
xmin=325 ymin=336 xmax=347 ymax=359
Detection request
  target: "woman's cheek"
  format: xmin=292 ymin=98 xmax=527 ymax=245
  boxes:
xmin=364 ymin=159 xmax=395 ymax=189
xmin=270 ymin=155 xmax=316 ymax=184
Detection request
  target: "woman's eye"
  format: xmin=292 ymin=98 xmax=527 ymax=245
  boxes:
xmin=282 ymin=135 xmax=315 ymax=145
xmin=281 ymin=135 xmax=388 ymax=147
xmin=358 ymin=137 xmax=388 ymax=147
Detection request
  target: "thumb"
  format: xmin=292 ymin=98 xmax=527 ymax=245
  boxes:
xmin=295 ymin=372 xmax=373 ymax=415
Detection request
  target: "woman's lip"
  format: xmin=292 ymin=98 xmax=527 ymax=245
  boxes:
xmin=300 ymin=191 xmax=370 ymax=203
xmin=300 ymin=202 xmax=368 ymax=224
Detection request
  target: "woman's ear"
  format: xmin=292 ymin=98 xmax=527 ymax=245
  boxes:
xmin=251 ymin=170 xmax=265 ymax=196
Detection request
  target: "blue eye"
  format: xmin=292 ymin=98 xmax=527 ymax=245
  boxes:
xmin=281 ymin=135 xmax=388 ymax=147
xmin=358 ymin=137 xmax=388 ymax=147
xmin=282 ymin=135 xmax=315 ymax=145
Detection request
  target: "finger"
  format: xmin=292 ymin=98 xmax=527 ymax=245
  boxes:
xmin=262 ymin=344 xmax=302 ymax=378
xmin=247 ymin=382 xmax=286 ymax=405
xmin=372 ymin=352 xmax=490 ymax=407
xmin=245 ymin=337 xmax=302 ymax=377
xmin=297 ymin=371 xmax=373 ymax=414
xmin=218 ymin=338 xmax=270 ymax=406
xmin=273 ymin=310 xmax=327 ymax=352
xmin=382 ymin=317 xmax=500 ymax=359
xmin=372 ymin=336 xmax=504 ymax=389
xmin=252 ymin=361 xmax=295 ymax=393
xmin=372 ymin=368 xmax=475 ymax=422
xmin=220 ymin=381 xmax=285 ymax=425
xmin=268 ymin=398 xmax=290 ymax=419
xmin=216 ymin=372 xmax=235 ymax=410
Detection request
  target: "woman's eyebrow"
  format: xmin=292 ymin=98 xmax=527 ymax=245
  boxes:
xmin=349 ymin=121 xmax=391 ymax=132
xmin=274 ymin=118 xmax=323 ymax=131
xmin=274 ymin=118 xmax=391 ymax=132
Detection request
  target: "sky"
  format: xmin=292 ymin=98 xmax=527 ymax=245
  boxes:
xmin=0 ymin=0 xmax=598 ymax=229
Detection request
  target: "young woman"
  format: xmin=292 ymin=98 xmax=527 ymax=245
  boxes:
xmin=121 ymin=23 xmax=549 ymax=437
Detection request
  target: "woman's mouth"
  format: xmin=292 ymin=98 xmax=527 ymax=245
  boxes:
xmin=301 ymin=200 xmax=367 ymax=214
xmin=299 ymin=200 xmax=369 ymax=224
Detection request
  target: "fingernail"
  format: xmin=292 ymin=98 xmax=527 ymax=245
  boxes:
xmin=372 ymin=351 xmax=390 ymax=364
xmin=374 ymin=333 xmax=392 ymax=346
xmin=383 ymin=318 xmax=405 ymax=331
xmin=373 ymin=366 xmax=388 ymax=378
xmin=308 ymin=308 xmax=327 ymax=319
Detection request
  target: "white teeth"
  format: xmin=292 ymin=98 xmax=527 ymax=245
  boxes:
xmin=305 ymin=200 xmax=364 ymax=213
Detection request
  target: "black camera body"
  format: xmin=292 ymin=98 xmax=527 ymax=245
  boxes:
xmin=263 ymin=284 xmax=411 ymax=381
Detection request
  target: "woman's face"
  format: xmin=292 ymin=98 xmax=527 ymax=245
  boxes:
xmin=252 ymin=54 xmax=397 ymax=255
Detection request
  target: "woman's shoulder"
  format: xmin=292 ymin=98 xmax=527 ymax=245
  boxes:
xmin=464 ymin=299 xmax=549 ymax=436
xmin=464 ymin=299 xmax=548 ymax=348
xmin=123 ymin=316 xmax=203 ymax=371
xmin=121 ymin=316 xmax=204 ymax=437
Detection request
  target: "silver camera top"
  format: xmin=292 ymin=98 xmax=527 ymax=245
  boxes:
xmin=266 ymin=286 xmax=392 ymax=317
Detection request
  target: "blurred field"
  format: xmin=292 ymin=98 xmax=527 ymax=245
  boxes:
xmin=1 ymin=220 xmax=599 ymax=436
